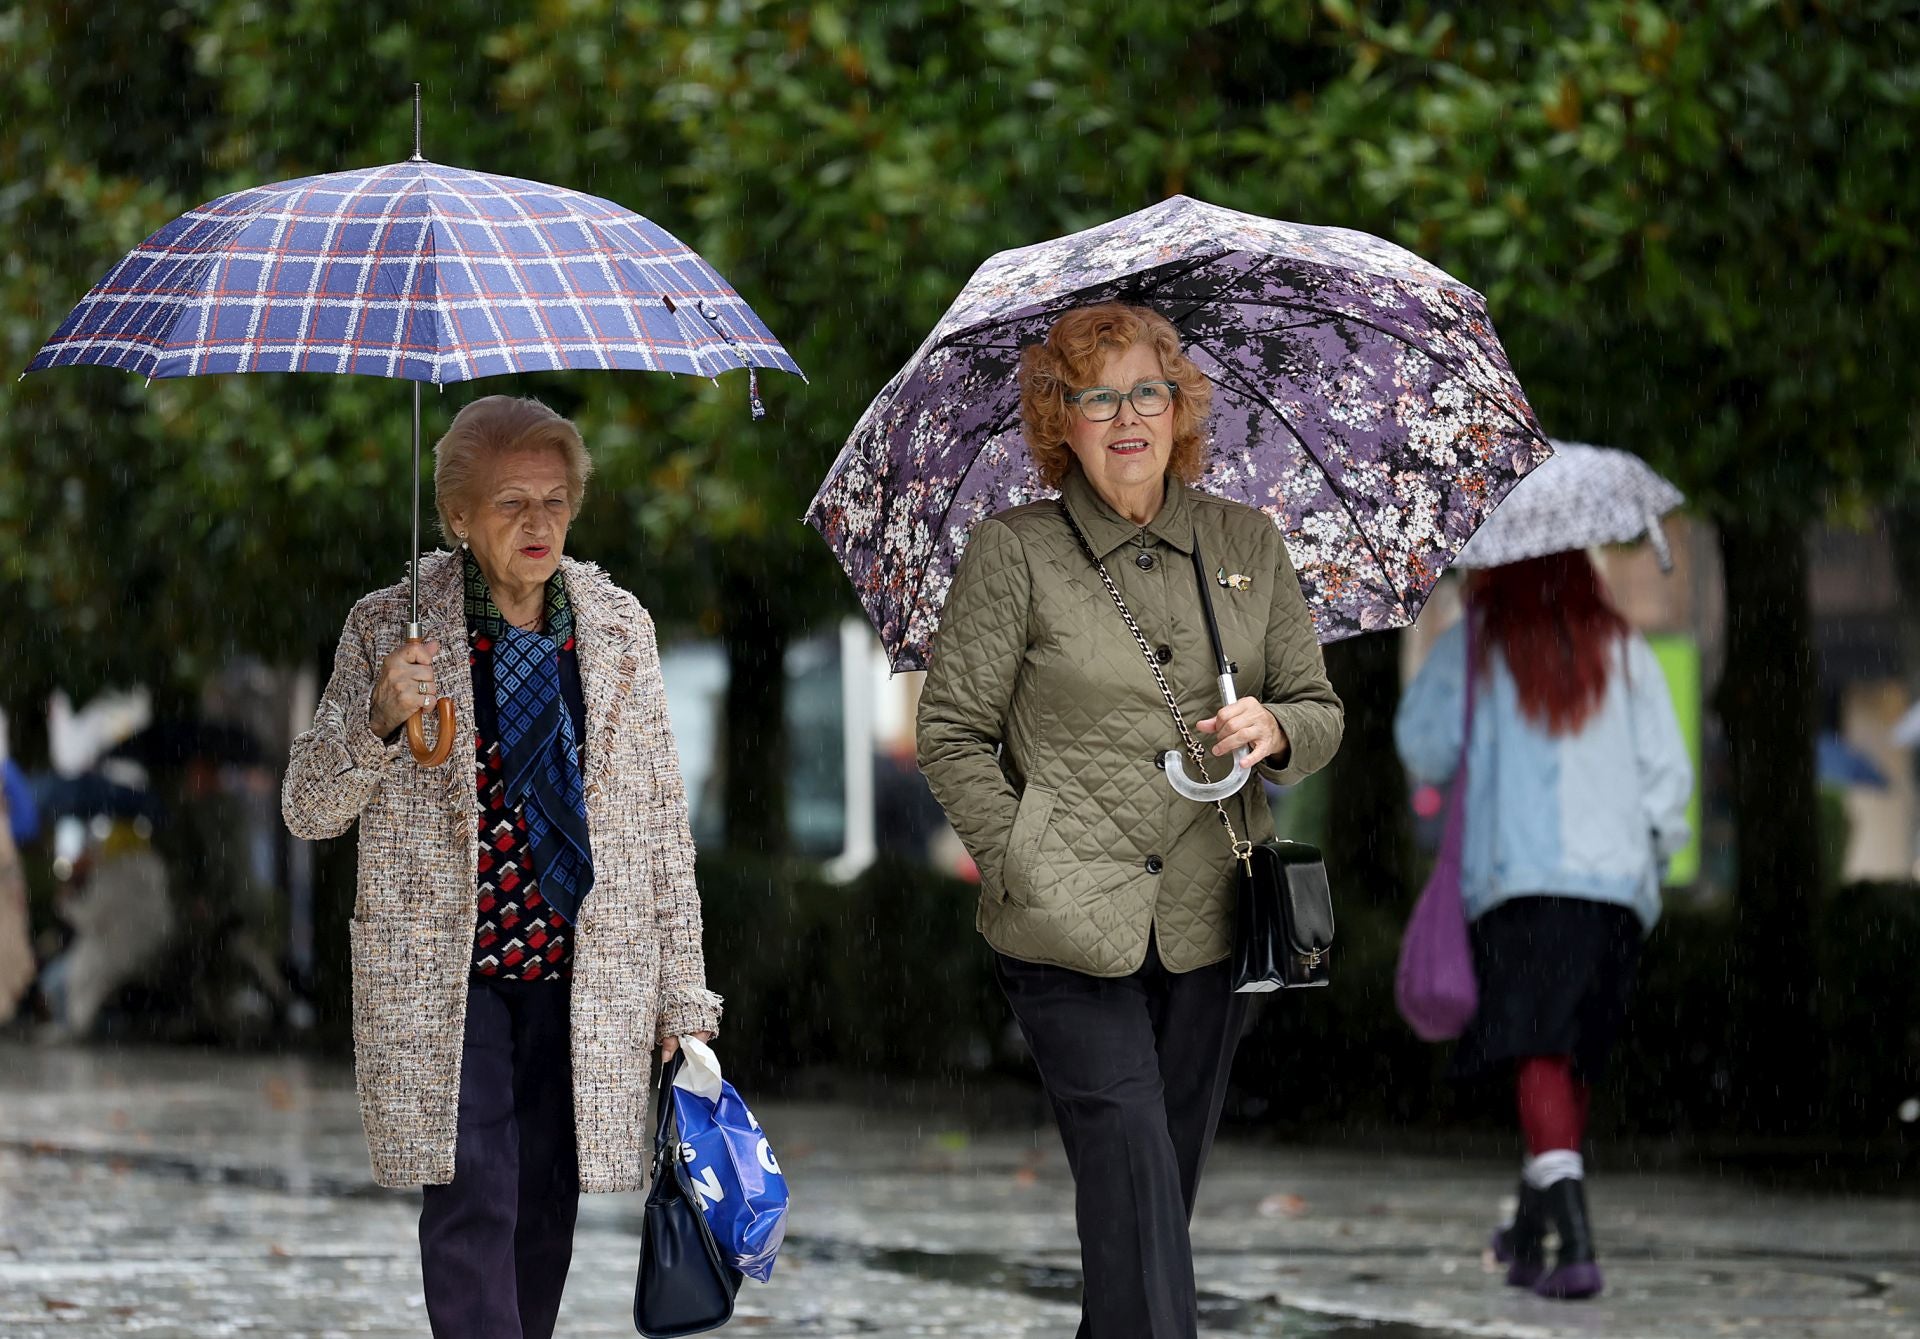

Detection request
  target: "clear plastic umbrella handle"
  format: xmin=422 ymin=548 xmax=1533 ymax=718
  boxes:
xmin=1163 ymin=674 xmax=1253 ymax=801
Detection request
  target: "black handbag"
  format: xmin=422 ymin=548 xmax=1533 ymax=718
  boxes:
xmin=634 ymin=1053 xmax=742 ymax=1338
xmin=1232 ymin=837 xmax=1334 ymax=990
xmin=1060 ymin=503 xmax=1335 ymax=993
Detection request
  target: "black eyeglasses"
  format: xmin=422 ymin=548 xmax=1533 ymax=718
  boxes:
xmin=1066 ymin=380 xmax=1176 ymax=422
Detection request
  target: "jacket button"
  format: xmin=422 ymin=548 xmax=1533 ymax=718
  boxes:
xmin=1145 ymin=854 xmax=1164 ymax=874
xmin=1134 ymin=550 xmax=1155 ymax=571
xmin=1155 ymin=644 xmax=1173 ymax=665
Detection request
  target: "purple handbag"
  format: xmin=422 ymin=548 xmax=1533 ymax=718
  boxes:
xmin=1394 ymin=615 xmax=1481 ymax=1042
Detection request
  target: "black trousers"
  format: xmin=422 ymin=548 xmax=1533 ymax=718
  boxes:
xmin=995 ymin=939 xmax=1249 ymax=1339
xmin=419 ymin=978 xmax=581 ymax=1339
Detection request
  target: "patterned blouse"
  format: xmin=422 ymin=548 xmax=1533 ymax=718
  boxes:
xmin=465 ymin=554 xmax=587 ymax=982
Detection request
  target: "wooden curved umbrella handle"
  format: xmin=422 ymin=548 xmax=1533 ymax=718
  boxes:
xmin=402 ymin=634 xmax=455 ymax=767
xmin=406 ymin=699 xmax=456 ymax=767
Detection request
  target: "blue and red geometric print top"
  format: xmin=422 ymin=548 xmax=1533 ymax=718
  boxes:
xmin=467 ymin=556 xmax=587 ymax=982
xmin=26 ymin=160 xmax=803 ymax=388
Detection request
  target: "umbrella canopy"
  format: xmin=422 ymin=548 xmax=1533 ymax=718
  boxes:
xmin=806 ymin=195 xmax=1551 ymax=671
xmin=25 ymin=159 xmax=800 ymax=388
xmin=26 ymin=96 xmax=801 ymax=766
xmin=1453 ymin=441 xmax=1685 ymax=571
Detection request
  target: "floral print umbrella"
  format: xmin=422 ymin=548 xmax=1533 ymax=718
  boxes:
xmin=806 ymin=195 xmax=1552 ymax=671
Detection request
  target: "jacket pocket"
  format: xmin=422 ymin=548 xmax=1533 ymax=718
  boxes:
xmin=346 ymin=917 xmax=447 ymax=1076
xmin=1000 ymin=784 xmax=1057 ymax=908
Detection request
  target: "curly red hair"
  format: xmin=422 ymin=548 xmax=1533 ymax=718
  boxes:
xmin=1017 ymin=303 xmax=1212 ymax=488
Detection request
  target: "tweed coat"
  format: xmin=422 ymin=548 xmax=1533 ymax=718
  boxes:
xmin=917 ymin=469 xmax=1344 ymax=977
xmin=282 ymin=550 xmax=721 ymax=1192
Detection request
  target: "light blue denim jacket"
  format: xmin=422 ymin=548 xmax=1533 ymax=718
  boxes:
xmin=1394 ymin=620 xmax=1693 ymax=933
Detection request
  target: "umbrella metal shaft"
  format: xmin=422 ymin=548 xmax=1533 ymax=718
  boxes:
xmin=409 ymin=82 xmax=423 ymax=634
xmin=410 ymin=379 xmax=421 ymax=634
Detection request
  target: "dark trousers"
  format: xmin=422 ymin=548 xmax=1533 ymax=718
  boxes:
xmin=420 ymin=978 xmax=581 ymax=1339
xmin=995 ymin=939 xmax=1249 ymax=1339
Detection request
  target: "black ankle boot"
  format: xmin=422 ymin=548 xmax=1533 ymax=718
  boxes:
xmin=1491 ymin=1179 xmax=1548 ymax=1287
xmin=1534 ymin=1178 xmax=1603 ymax=1300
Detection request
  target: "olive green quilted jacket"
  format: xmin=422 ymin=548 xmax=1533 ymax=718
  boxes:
xmin=917 ymin=469 xmax=1344 ymax=976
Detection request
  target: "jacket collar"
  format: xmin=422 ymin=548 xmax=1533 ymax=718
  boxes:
xmin=561 ymin=558 xmax=640 ymax=785
xmin=1060 ymin=467 xmax=1195 ymax=558
xmin=417 ymin=548 xmax=631 ymax=651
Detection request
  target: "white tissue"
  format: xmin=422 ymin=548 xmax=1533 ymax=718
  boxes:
xmin=671 ymin=1034 xmax=725 ymax=1102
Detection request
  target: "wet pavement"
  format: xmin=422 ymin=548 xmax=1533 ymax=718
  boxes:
xmin=0 ymin=1043 xmax=1914 ymax=1337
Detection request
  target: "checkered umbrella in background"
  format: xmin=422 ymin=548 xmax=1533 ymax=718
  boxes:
xmin=24 ymin=87 xmax=802 ymax=765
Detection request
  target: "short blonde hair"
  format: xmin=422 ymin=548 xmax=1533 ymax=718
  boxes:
xmin=1017 ymin=303 xmax=1213 ymax=489
xmin=432 ymin=395 xmax=592 ymax=543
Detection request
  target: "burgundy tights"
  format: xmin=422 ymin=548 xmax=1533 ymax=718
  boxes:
xmin=1516 ymin=1054 xmax=1588 ymax=1155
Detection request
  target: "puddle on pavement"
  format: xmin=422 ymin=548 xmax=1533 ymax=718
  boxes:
xmin=787 ymin=1238 xmax=1453 ymax=1337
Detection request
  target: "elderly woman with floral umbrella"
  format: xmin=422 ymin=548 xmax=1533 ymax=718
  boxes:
xmin=283 ymin=395 xmax=720 ymax=1339
xmin=918 ymin=303 xmax=1346 ymax=1339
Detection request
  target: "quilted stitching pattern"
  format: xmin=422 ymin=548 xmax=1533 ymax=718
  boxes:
xmin=918 ymin=473 xmax=1344 ymax=977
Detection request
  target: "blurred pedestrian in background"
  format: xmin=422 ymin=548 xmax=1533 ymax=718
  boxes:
xmin=37 ymin=820 xmax=174 ymax=1038
xmin=1396 ymin=552 xmax=1692 ymax=1300
xmin=0 ymin=770 xmax=35 ymax=1027
xmin=918 ymin=304 xmax=1344 ymax=1339
xmin=3 ymin=755 xmax=39 ymax=846
xmin=283 ymin=395 xmax=721 ymax=1339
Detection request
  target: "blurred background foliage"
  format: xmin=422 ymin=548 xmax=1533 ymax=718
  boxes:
xmin=3 ymin=0 xmax=1918 ymax=1136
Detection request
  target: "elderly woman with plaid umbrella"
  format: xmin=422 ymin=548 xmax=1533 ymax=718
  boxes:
xmin=283 ymin=395 xmax=720 ymax=1339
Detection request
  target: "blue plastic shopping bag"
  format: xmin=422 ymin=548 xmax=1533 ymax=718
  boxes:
xmin=667 ymin=1037 xmax=789 ymax=1283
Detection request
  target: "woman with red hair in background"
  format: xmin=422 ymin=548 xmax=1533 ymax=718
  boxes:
xmin=1396 ymin=552 xmax=1692 ymax=1301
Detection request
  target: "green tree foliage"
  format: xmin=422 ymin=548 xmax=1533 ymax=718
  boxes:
xmin=495 ymin=1 xmax=1329 ymax=843
xmin=4 ymin=2 xmax=1918 ymax=1119
xmin=1227 ymin=0 xmax=1919 ymax=516
xmin=0 ymin=0 xmax=1327 ymax=819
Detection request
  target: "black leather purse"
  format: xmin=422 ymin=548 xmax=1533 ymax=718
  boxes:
xmin=634 ymin=1053 xmax=742 ymax=1338
xmin=1061 ymin=503 xmax=1334 ymax=993
xmin=1232 ymin=837 xmax=1334 ymax=991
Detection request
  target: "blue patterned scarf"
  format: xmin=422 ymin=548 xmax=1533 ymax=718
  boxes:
xmin=466 ymin=552 xmax=593 ymax=926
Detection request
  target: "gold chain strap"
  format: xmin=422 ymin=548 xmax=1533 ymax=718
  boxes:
xmin=1059 ymin=504 xmax=1254 ymax=872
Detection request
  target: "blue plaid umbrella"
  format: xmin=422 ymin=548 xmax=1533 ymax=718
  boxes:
xmin=24 ymin=160 xmax=800 ymax=388
xmin=25 ymin=90 xmax=802 ymax=764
